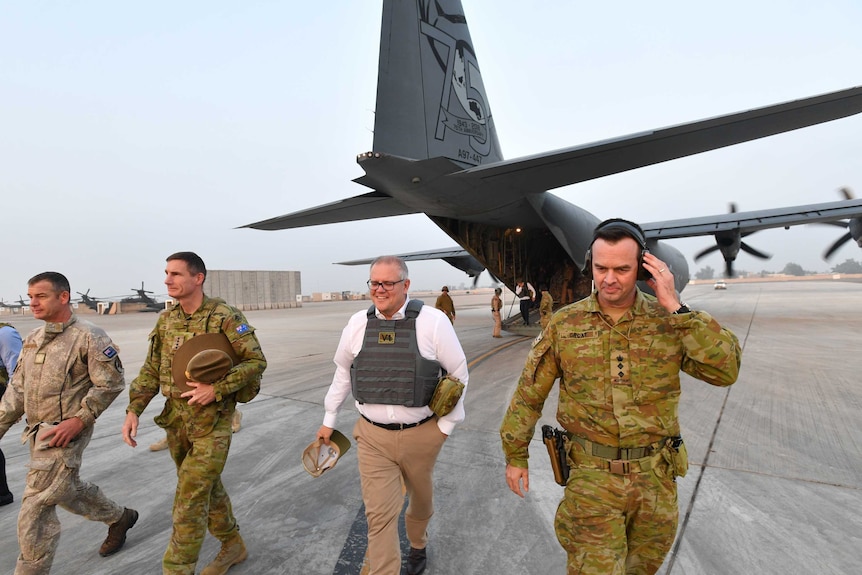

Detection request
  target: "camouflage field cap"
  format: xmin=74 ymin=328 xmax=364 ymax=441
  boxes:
xmin=302 ymin=430 xmax=352 ymax=478
xmin=172 ymin=333 xmax=239 ymax=392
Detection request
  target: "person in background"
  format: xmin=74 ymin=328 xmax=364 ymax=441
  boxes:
xmin=491 ymin=287 xmax=503 ymax=338
xmin=514 ymin=279 xmax=535 ymax=326
xmin=0 ymin=321 xmax=23 ymax=507
xmin=539 ymin=285 xmax=553 ymax=330
xmin=434 ymin=286 xmax=456 ymax=325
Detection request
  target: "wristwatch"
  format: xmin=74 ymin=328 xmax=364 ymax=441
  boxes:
xmin=673 ymin=303 xmax=691 ymax=314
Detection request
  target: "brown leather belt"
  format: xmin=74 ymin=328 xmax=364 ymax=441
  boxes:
xmin=361 ymin=414 xmax=434 ymax=431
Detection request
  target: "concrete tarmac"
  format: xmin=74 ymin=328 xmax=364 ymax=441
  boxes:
xmin=1 ymin=282 xmax=860 ymax=574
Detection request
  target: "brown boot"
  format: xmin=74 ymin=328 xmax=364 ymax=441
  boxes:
xmin=201 ymin=534 xmax=248 ymax=575
xmin=99 ymin=508 xmax=138 ymax=557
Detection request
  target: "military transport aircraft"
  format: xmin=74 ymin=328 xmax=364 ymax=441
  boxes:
xmin=243 ymin=0 xmax=862 ymax=305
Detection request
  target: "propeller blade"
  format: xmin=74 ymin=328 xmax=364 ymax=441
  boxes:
xmin=823 ymin=232 xmax=852 ymax=260
xmin=839 ymin=187 xmax=854 ymax=200
xmin=694 ymin=245 xmax=720 ymax=261
xmin=725 ymin=260 xmax=734 ymax=278
xmin=740 ymin=242 xmax=772 ymax=260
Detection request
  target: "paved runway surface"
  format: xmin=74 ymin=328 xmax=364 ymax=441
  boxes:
xmin=1 ymin=282 xmax=860 ymax=574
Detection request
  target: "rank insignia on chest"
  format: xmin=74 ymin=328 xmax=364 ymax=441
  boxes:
xmin=378 ymin=332 xmax=395 ymax=344
xmin=172 ymin=336 xmax=185 ymax=352
xmin=35 ymin=353 xmax=46 ymax=365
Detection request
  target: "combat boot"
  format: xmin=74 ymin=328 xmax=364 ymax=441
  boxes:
xmin=201 ymin=534 xmax=247 ymax=575
xmin=99 ymin=507 xmax=139 ymax=557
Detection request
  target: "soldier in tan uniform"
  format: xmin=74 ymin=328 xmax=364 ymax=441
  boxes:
xmin=491 ymin=287 xmax=503 ymax=338
xmin=539 ymin=285 xmax=554 ymax=330
xmin=0 ymin=272 xmax=138 ymax=575
xmin=500 ymin=220 xmax=741 ymax=575
xmin=122 ymin=252 xmax=266 ymax=575
xmin=434 ymin=286 xmax=456 ymax=324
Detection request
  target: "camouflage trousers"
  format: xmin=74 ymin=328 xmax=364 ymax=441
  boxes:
xmin=15 ymin=426 xmax=124 ymax=575
xmin=158 ymin=400 xmax=238 ymax=575
xmin=555 ymin=457 xmax=678 ymax=575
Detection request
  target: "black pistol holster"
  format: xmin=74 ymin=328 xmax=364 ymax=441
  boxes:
xmin=542 ymin=425 xmax=570 ymax=486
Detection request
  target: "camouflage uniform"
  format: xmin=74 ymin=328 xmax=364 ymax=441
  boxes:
xmin=500 ymin=290 xmax=741 ymax=575
xmin=0 ymin=315 xmax=127 ymax=575
xmin=539 ymin=290 xmax=554 ymax=330
xmin=126 ymin=296 xmax=266 ymax=575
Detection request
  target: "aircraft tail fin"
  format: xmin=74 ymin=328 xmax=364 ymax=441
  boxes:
xmin=373 ymin=0 xmax=503 ymax=168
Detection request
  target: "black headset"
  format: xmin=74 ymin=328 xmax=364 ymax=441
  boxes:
xmin=582 ymin=219 xmax=652 ymax=281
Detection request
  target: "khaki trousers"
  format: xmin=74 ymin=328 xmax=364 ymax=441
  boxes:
xmin=353 ymin=416 xmax=447 ymax=575
xmin=16 ymin=426 xmax=124 ymax=575
xmin=492 ymin=310 xmax=502 ymax=337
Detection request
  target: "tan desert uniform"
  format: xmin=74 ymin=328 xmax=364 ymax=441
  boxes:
xmin=501 ymin=290 xmax=741 ymax=575
xmin=126 ymin=295 xmax=265 ymax=575
xmin=0 ymin=315 xmax=127 ymax=575
xmin=539 ymin=290 xmax=553 ymax=330
xmin=491 ymin=293 xmax=502 ymax=337
xmin=434 ymin=291 xmax=456 ymax=324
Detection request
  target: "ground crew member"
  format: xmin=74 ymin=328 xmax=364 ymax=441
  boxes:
xmin=539 ymin=286 xmax=553 ymax=330
xmin=434 ymin=285 xmax=456 ymax=324
xmin=491 ymin=287 xmax=503 ymax=338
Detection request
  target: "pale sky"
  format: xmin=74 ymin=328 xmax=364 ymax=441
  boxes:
xmin=2 ymin=0 xmax=860 ymax=304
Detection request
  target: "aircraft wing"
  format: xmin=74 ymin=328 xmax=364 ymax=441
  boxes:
xmin=456 ymin=87 xmax=862 ymax=193
xmin=640 ymin=199 xmax=862 ymax=239
xmin=337 ymin=247 xmax=486 ymax=281
xmin=242 ymin=191 xmax=419 ymax=231
xmin=337 ymin=247 xmax=470 ymax=265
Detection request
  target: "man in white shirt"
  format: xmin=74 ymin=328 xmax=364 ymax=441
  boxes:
xmin=317 ymin=255 xmax=468 ymax=575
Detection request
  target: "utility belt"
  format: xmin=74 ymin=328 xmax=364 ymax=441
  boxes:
xmin=543 ymin=426 xmax=686 ymax=484
xmin=568 ymin=434 xmax=657 ymax=461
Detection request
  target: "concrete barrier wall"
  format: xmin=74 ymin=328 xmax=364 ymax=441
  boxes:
xmin=204 ymin=270 xmax=301 ymax=311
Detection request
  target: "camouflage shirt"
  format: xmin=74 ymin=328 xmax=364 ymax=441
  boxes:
xmin=500 ymin=290 xmax=741 ymax=468
xmin=0 ymin=314 xmax=124 ymax=439
xmin=126 ymin=295 xmax=266 ymax=416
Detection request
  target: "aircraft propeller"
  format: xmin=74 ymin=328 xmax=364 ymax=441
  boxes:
xmin=693 ymin=203 xmax=772 ymax=277
xmin=821 ymin=188 xmax=862 ymax=260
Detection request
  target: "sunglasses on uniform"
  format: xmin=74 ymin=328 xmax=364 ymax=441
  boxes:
xmin=367 ymin=280 xmax=405 ymax=291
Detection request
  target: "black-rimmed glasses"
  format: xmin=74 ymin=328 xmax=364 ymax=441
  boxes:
xmin=367 ymin=279 xmax=405 ymax=291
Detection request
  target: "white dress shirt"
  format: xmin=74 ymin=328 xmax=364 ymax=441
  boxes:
xmin=322 ymin=297 xmax=468 ymax=435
